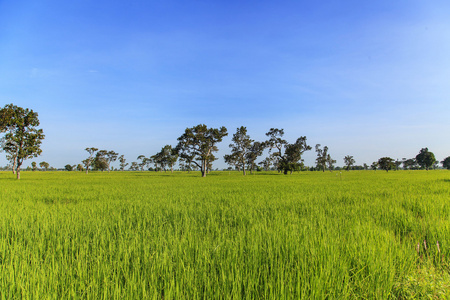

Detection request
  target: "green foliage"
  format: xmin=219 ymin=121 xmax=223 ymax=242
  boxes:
xmin=416 ymin=148 xmax=436 ymax=170
xmin=39 ymin=161 xmax=49 ymax=171
xmin=1 ymin=171 xmax=450 ymax=298
xmin=0 ymin=104 xmax=45 ymax=179
xmin=64 ymin=164 xmax=73 ymax=171
xmin=378 ymin=157 xmax=395 ymax=172
xmin=266 ymin=128 xmax=311 ymax=174
xmin=176 ymin=124 xmax=228 ymax=177
xmin=442 ymin=156 xmax=450 ymax=170
xmin=344 ymin=155 xmax=355 ymax=171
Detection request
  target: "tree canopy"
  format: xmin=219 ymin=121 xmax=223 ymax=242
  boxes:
xmin=0 ymin=104 xmax=45 ymax=179
xmin=176 ymin=124 xmax=228 ymax=177
xmin=415 ymin=148 xmax=436 ymax=171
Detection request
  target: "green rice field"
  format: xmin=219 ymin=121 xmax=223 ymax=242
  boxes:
xmin=1 ymin=170 xmax=450 ymax=299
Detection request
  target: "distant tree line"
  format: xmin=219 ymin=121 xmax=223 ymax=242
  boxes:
xmin=2 ymin=104 xmax=450 ymax=179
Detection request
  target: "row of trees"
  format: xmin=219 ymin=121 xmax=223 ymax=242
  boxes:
xmin=2 ymin=104 xmax=450 ymax=179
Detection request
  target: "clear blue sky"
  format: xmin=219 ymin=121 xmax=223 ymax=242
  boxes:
xmin=1 ymin=0 xmax=449 ymax=169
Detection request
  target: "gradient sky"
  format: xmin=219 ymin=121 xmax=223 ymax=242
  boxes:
xmin=1 ymin=0 xmax=449 ymax=169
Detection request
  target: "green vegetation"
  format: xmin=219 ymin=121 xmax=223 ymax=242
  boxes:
xmin=1 ymin=170 xmax=450 ymax=298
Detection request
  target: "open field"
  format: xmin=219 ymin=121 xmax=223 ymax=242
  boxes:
xmin=1 ymin=170 xmax=450 ymax=299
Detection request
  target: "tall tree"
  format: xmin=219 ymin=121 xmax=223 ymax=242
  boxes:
xmin=343 ymin=155 xmax=355 ymax=171
xmin=265 ymin=128 xmax=311 ymax=175
xmin=225 ymin=126 xmax=253 ymax=175
xmin=315 ymin=144 xmax=334 ymax=172
xmin=118 ymin=155 xmax=128 ymax=171
xmin=176 ymin=124 xmax=228 ymax=177
xmin=105 ymin=150 xmax=118 ymax=172
xmin=246 ymin=141 xmax=266 ymax=174
xmin=378 ymin=157 xmax=395 ymax=172
xmin=83 ymin=147 xmax=98 ymax=174
xmin=415 ymin=148 xmax=436 ymax=170
xmin=94 ymin=150 xmax=109 ymax=171
xmin=0 ymin=104 xmax=45 ymax=179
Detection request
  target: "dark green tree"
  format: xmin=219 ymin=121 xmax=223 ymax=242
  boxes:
xmin=65 ymin=164 xmax=73 ymax=171
xmin=105 ymin=150 xmax=118 ymax=172
xmin=0 ymin=104 xmax=45 ymax=179
xmin=246 ymin=141 xmax=266 ymax=174
xmin=265 ymin=128 xmax=311 ymax=175
xmin=343 ymin=155 xmax=355 ymax=171
xmin=315 ymin=144 xmax=334 ymax=172
xmin=94 ymin=150 xmax=108 ymax=171
xmin=378 ymin=157 xmax=395 ymax=172
xmin=225 ymin=126 xmax=253 ymax=175
xmin=442 ymin=156 xmax=450 ymax=170
xmin=415 ymin=148 xmax=436 ymax=170
xmin=176 ymin=124 xmax=228 ymax=177
xmin=31 ymin=161 xmax=37 ymax=171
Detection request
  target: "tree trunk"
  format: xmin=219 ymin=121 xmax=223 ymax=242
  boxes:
xmin=17 ymin=169 xmax=20 ymax=180
xmin=243 ymin=163 xmax=246 ymax=176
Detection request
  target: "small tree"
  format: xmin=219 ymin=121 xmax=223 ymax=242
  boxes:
xmin=39 ymin=161 xmax=49 ymax=171
xmin=226 ymin=126 xmax=253 ymax=175
xmin=415 ymin=148 xmax=436 ymax=170
xmin=315 ymin=144 xmax=334 ymax=172
xmin=371 ymin=162 xmax=378 ymax=171
xmin=118 ymin=155 xmax=128 ymax=171
xmin=31 ymin=161 xmax=37 ymax=171
xmin=77 ymin=164 xmax=84 ymax=171
xmin=343 ymin=155 xmax=355 ymax=171
xmin=94 ymin=150 xmax=108 ymax=171
xmin=378 ymin=157 xmax=394 ymax=172
xmin=65 ymin=164 xmax=73 ymax=171
xmin=83 ymin=147 xmax=98 ymax=174
xmin=105 ymin=151 xmax=118 ymax=172
xmin=246 ymin=141 xmax=265 ymax=174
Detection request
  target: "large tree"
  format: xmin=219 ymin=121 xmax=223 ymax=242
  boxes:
xmin=378 ymin=157 xmax=395 ymax=172
xmin=176 ymin=124 xmax=228 ymax=177
xmin=415 ymin=148 xmax=436 ymax=170
xmin=265 ymin=128 xmax=311 ymax=175
xmin=0 ymin=104 xmax=45 ymax=179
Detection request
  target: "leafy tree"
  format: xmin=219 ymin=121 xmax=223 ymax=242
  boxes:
xmin=246 ymin=141 xmax=265 ymax=174
xmin=176 ymin=124 xmax=228 ymax=177
xmin=0 ymin=104 xmax=45 ymax=179
xmin=442 ymin=156 xmax=450 ymax=170
xmin=105 ymin=151 xmax=118 ymax=172
xmin=137 ymin=155 xmax=148 ymax=171
xmin=39 ymin=161 xmax=49 ymax=171
xmin=265 ymin=128 xmax=311 ymax=175
xmin=315 ymin=144 xmax=334 ymax=172
xmin=371 ymin=161 xmax=378 ymax=171
xmin=402 ymin=158 xmax=417 ymax=170
xmin=378 ymin=157 xmax=395 ymax=172
xmin=76 ymin=164 xmax=84 ymax=171
xmin=225 ymin=126 xmax=253 ymax=175
xmin=83 ymin=147 xmax=98 ymax=174
xmin=258 ymin=157 xmax=272 ymax=171
xmin=163 ymin=145 xmax=178 ymax=173
xmin=224 ymin=152 xmax=240 ymax=171
xmin=94 ymin=150 xmax=109 ymax=171
xmin=118 ymin=155 xmax=128 ymax=171
xmin=415 ymin=148 xmax=436 ymax=170
xmin=31 ymin=161 xmax=37 ymax=171
xmin=129 ymin=161 xmax=139 ymax=171
xmin=343 ymin=155 xmax=355 ymax=171
xmin=65 ymin=164 xmax=73 ymax=171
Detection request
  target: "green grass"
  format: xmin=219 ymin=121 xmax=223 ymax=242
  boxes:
xmin=1 ymin=170 xmax=450 ymax=299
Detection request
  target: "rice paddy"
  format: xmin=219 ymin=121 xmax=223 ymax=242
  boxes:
xmin=1 ymin=170 xmax=449 ymax=299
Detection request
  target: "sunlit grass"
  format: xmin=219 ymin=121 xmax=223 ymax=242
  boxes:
xmin=1 ymin=170 xmax=449 ymax=298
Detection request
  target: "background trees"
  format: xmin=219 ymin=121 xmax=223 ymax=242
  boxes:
xmin=442 ymin=157 xmax=450 ymax=170
xmin=265 ymin=128 xmax=311 ymax=174
xmin=83 ymin=147 xmax=98 ymax=174
xmin=39 ymin=161 xmax=49 ymax=171
xmin=119 ymin=155 xmax=128 ymax=171
xmin=315 ymin=144 xmax=335 ymax=172
xmin=343 ymin=155 xmax=355 ymax=171
xmin=176 ymin=124 xmax=228 ymax=177
xmin=0 ymin=104 xmax=45 ymax=179
xmin=378 ymin=157 xmax=395 ymax=172
xmin=415 ymin=148 xmax=436 ymax=170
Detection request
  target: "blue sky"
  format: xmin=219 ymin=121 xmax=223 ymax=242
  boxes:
xmin=1 ymin=0 xmax=449 ymax=169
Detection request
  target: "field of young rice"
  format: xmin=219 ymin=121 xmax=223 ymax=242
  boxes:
xmin=1 ymin=170 xmax=450 ymax=299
